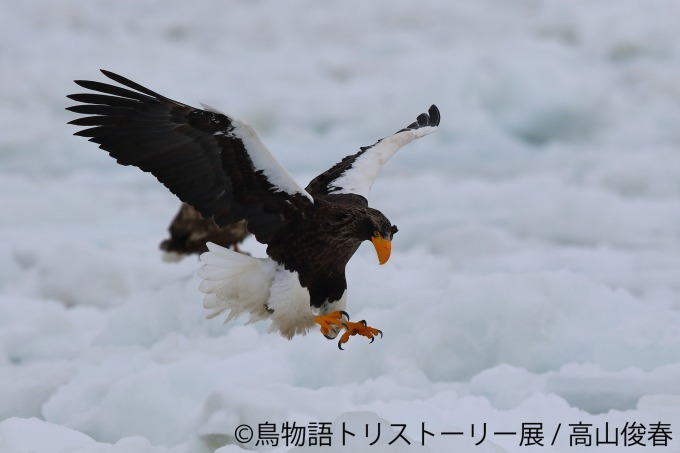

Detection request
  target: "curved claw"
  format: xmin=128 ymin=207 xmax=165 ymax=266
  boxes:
xmin=315 ymin=311 xmax=350 ymax=340
xmin=329 ymin=316 xmax=382 ymax=350
xmin=339 ymin=311 xmax=350 ymax=321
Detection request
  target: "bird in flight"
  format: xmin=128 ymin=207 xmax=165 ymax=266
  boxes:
xmin=160 ymin=202 xmax=249 ymax=261
xmin=67 ymin=70 xmax=440 ymax=349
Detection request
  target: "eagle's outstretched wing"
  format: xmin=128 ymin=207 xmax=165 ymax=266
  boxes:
xmin=305 ymin=105 xmax=440 ymax=200
xmin=67 ymin=70 xmax=313 ymax=244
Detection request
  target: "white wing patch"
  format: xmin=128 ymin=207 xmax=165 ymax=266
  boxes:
xmin=207 ymin=107 xmax=313 ymax=203
xmin=330 ymin=125 xmax=438 ymax=199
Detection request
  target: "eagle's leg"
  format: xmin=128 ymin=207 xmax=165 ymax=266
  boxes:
xmin=337 ymin=320 xmax=382 ymax=350
xmin=314 ymin=312 xmax=383 ymax=348
xmin=314 ymin=310 xmax=349 ymax=339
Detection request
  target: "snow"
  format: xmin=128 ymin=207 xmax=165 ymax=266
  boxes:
xmin=2 ymin=0 xmax=680 ymax=452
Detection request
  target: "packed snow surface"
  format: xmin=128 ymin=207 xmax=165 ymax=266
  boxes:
xmin=2 ymin=1 xmax=680 ymax=452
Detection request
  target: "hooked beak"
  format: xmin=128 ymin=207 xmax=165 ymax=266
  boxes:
xmin=371 ymin=233 xmax=392 ymax=265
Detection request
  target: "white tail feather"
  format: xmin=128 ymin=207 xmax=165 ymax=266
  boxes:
xmin=198 ymin=243 xmax=276 ymax=324
xmin=198 ymin=242 xmax=318 ymax=339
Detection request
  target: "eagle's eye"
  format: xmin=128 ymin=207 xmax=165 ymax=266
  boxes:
xmin=373 ymin=230 xmax=380 ymax=238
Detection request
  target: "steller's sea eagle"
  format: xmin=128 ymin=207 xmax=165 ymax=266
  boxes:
xmin=160 ymin=202 xmax=249 ymax=261
xmin=67 ymin=70 xmax=439 ymax=348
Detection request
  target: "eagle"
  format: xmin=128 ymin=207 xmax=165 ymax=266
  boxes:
xmin=67 ymin=70 xmax=440 ymax=348
xmin=160 ymin=203 xmax=249 ymax=260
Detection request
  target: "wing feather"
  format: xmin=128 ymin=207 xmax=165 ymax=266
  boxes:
xmin=67 ymin=70 xmax=312 ymax=244
xmin=305 ymin=105 xmax=440 ymax=200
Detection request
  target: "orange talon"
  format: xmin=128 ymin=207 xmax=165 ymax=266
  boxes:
xmin=314 ymin=311 xmax=349 ymax=339
xmin=315 ymin=312 xmax=382 ymax=348
xmin=337 ymin=320 xmax=383 ymax=350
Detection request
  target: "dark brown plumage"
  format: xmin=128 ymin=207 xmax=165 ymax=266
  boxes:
xmin=67 ymin=70 xmax=439 ymax=346
xmin=159 ymin=202 xmax=249 ymax=259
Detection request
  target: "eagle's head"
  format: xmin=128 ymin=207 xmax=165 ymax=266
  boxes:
xmin=363 ymin=210 xmax=398 ymax=265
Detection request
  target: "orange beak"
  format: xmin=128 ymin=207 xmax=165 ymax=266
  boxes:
xmin=371 ymin=233 xmax=392 ymax=265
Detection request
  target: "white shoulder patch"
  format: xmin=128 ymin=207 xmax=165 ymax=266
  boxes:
xmin=229 ymin=117 xmax=314 ymax=203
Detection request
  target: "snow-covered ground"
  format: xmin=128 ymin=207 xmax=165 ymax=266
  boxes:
xmin=2 ymin=1 xmax=680 ymax=451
